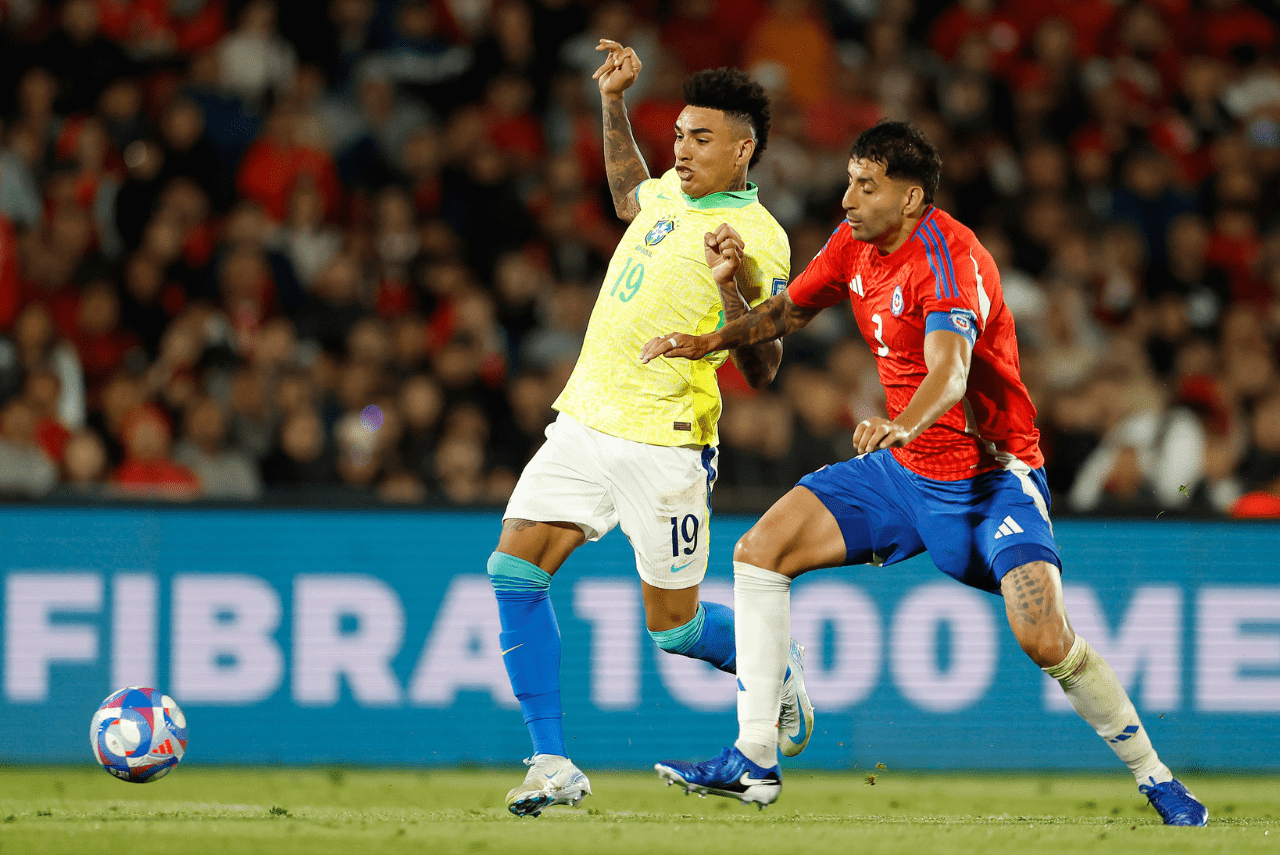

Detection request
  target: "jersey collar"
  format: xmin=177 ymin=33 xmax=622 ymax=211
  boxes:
xmin=681 ymin=183 xmax=759 ymax=210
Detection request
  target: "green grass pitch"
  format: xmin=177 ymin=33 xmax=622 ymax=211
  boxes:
xmin=0 ymin=767 xmax=1275 ymax=855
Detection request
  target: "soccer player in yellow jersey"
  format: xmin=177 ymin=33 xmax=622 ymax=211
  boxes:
xmin=490 ymin=40 xmax=814 ymax=817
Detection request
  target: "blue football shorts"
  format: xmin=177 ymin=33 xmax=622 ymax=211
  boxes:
xmin=797 ymin=448 xmax=1061 ymax=594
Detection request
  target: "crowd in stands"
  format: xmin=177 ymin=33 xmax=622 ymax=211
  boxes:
xmin=0 ymin=0 xmax=1278 ymax=517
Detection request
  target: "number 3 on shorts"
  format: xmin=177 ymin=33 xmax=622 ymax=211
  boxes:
xmin=670 ymin=514 xmax=699 ymax=557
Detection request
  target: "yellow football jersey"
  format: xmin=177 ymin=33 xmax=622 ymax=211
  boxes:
xmin=554 ymin=169 xmax=790 ymax=447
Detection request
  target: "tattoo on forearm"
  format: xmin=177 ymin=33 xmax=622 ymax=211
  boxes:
xmin=717 ymin=294 xmax=815 ymax=349
xmin=502 ymin=518 xmax=539 ymax=532
xmin=602 ymin=96 xmax=649 ymax=221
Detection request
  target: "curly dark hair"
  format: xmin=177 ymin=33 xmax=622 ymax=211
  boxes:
xmin=850 ymin=120 xmax=942 ymax=205
xmin=682 ymin=67 xmax=771 ymax=168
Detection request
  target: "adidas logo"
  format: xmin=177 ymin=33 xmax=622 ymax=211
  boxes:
xmin=1109 ymin=725 xmax=1140 ymax=744
xmin=153 ymin=739 xmax=175 ymax=756
xmin=992 ymin=516 xmax=1024 ymax=539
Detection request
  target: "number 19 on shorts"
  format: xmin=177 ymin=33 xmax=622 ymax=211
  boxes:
xmin=670 ymin=514 xmax=699 ymax=557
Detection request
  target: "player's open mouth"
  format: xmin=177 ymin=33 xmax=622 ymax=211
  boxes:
xmin=676 ymin=168 xmax=693 ymax=179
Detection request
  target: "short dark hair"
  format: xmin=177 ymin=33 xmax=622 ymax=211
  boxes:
xmin=682 ymin=68 xmax=771 ymax=168
xmin=850 ymin=121 xmax=942 ymax=205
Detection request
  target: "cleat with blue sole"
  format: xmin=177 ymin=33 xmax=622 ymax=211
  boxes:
xmin=655 ymin=746 xmax=781 ymax=808
xmin=1140 ymin=777 xmax=1208 ymax=826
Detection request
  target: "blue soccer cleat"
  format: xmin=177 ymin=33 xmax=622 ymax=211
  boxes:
xmin=1139 ymin=777 xmax=1208 ymax=826
xmin=655 ymin=746 xmax=781 ymax=809
xmin=778 ymin=639 xmax=815 ymax=757
xmin=505 ymin=754 xmax=592 ymax=818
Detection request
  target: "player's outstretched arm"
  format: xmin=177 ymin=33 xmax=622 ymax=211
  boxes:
xmin=594 ymin=39 xmax=649 ymax=223
xmin=639 ymin=291 xmax=820 ymax=364
xmin=852 ymin=329 xmax=972 ymax=454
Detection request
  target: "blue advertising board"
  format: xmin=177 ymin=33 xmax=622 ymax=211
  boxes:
xmin=1 ymin=508 xmax=1277 ymax=771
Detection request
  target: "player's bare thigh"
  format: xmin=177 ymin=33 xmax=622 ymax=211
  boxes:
xmin=1000 ymin=560 xmax=1076 ymax=668
xmin=734 ymin=486 xmax=848 ymax=579
xmin=496 ymin=518 xmax=588 ymax=575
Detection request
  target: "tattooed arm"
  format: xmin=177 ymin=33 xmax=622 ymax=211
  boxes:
xmin=593 ymin=39 xmax=650 ymax=223
xmin=640 ymin=291 xmax=820 ymax=364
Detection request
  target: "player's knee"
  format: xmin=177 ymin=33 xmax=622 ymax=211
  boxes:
xmin=1013 ymin=624 xmax=1076 ymax=669
xmin=733 ymin=524 xmax=784 ymax=570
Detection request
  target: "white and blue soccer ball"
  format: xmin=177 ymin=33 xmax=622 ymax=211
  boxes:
xmin=89 ymin=687 xmax=188 ymax=783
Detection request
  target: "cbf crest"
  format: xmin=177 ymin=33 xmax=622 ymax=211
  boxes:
xmin=644 ymin=218 xmax=677 ymax=246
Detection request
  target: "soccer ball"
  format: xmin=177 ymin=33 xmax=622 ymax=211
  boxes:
xmin=89 ymin=687 xmax=188 ymax=783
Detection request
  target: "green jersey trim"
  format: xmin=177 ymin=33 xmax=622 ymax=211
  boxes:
xmin=681 ymin=183 xmax=759 ymax=210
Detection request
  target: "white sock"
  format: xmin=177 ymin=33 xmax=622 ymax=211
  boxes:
xmin=1043 ymin=635 xmax=1173 ymax=786
xmin=732 ymin=561 xmax=790 ymax=769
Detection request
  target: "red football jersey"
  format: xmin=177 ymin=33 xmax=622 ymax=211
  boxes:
xmin=788 ymin=206 xmax=1043 ymax=480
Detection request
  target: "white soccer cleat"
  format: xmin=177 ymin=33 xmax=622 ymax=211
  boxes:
xmin=778 ymin=639 xmax=815 ymax=757
xmin=505 ymin=754 xmax=592 ymax=817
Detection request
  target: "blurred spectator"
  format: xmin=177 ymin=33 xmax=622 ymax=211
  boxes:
xmin=296 ymin=252 xmax=371 ymax=352
xmin=217 ymin=0 xmax=296 ymax=108
xmin=98 ymin=79 xmax=150 ymax=155
xmin=261 ymin=405 xmax=337 ymax=488
xmin=1236 ymin=385 xmax=1280 ymax=491
xmin=236 ymin=102 xmax=342 ymax=224
xmin=561 ymin=2 xmax=659 ymax=103
xmin=334 ymin=70 xmax=433 ymax=190
xmin=1067 ymin=374 xmax=1206 ymax=512
xmin=111 ymin=403 xmax=200 ymax=500
xmin=396 ymin=371 xmax=443 ymax=481
xmin=69 ymin=280 xmax=143 ymax=394
xmin=0 ymin=122 xmax=45 ymax=228
xmin=158 ymin=99 xmax=231 ymax=211
xmin=6 ymin=303 xmax=87 ymax=428
xmin=0 ymin=398 xmax=57 ymax=497
xmin=52 ymin=428 xmax=110 ymax=499
xmin=24 ymin=367 xmax=72 ymax=464
xmin=1144 ymin=214 xmax=1231 ymax=336
xmin=743 ymin=0 xmax=836 ymax=108
xmin=275 ymin=184 xmax=344 ymax=289
xmin=41 ymin=0 xmax=130 ymax=114
xmin=358 ymin=0 xmax=472 ymax=108
xmin=174 ymin=395 xmax=264 ymax=500
xmin=226 ymin=365 xmax=277 ymax=460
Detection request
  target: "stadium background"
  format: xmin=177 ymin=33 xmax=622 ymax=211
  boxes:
xmin=0 ymin=0 xmax=1277 ymax=773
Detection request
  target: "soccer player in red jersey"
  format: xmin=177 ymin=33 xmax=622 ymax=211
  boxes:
xmin=640 ymin=122 xmax=1207 ymax=826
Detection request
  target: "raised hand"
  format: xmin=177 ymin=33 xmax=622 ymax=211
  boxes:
xmin=593 ymin=39 xmax=643 ymax=96
xmin=704 ymin=223 xmax=745 ymax=284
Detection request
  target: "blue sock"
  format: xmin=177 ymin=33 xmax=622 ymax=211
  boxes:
xmin=649 ymin=601 xmax=738 ymax=673
xmin=488 ymin=552 xmax=566 ymax=758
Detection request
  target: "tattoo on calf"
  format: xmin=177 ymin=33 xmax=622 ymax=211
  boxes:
xmin=1005 ymin=565 xmax=1050 ymax=626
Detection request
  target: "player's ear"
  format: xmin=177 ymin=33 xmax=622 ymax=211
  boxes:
xmin=737 ymin=137 xmax=755 ymax=168
xmin=902 ymin=184 xmax=925 ymax=217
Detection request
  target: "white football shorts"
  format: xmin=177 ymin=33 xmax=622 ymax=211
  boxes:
xmin=504 ymin=413 xmax=719 ymax=590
